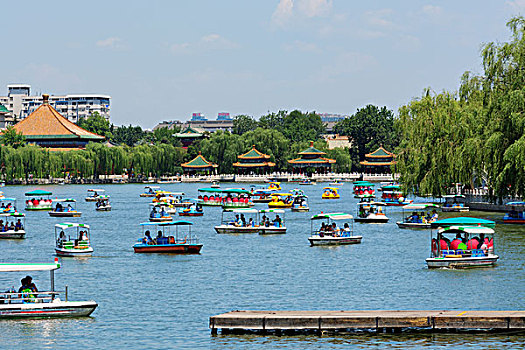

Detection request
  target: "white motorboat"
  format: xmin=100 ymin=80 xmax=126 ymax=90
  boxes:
xmin=85 ymin=189 xmax=107 ymax=202
xmin=55 ymin=223 xmax=93 ymax=257
xmin=308 ymin=212 xmax=362 ymax=246
xmin=0 ymin=213 xmax=26 ymax=239
xmin=354 ymin=202 xmax=389 ymax=223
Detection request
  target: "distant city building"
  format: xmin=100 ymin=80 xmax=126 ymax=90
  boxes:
xmin=154 ymin=112 xmax=234 ymax=133
xmin=190 ymin=113 xmax=207 ymax=121
xmin=323 ymin=134 xmax=352 ymax=149
xmin=217 ymin=112 xmax=232 ymax=121
xmin=0 ymin=84 xmax=110 ymax=127
xmin=319 ymin=113 xmax=349 ymax=133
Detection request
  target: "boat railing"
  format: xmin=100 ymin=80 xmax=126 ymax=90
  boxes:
xmin=0 ymin=291 xmax=62 ymax=304
xmin=431 ymin=249 xmax=490 ymax=258
xmin=311 ymin=229 xmax=353 ymax=237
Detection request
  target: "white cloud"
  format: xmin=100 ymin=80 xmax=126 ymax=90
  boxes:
xmin=507 ymin=0 xmax=525 ymax=12
xmin=364 ymin=9 xmax=393 ymax=27
xmin=422 ymin=5 xmax=443 ymax=16
xmin=271 ymin=0 xmax=332 ymax=27
xmin=96 ymin=37 xmax=123 ymax=49
xmin=170 ymin=34 xmax=238 ymax=55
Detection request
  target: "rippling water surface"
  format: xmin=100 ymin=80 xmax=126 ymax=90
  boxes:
xmin=0 ymin=183 xmax=523 ymax=349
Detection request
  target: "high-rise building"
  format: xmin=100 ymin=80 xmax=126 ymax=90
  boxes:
xmin=0 ymin=84 xmax=110 ymax=127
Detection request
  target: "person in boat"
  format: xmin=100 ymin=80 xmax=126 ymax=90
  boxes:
xmin=359 ymin=206 xmax=366 ymax=218
xmin=55 ymin=202 xmax=63 ymax=212
xmin=58 ymin=230 xmax=66 ymax=245
xmin=79 ymin=230 xmax=88 ymax=242
xmin=94 ymin=191 xmax=98 ymax=197
xmin=143 ymin=230 xmax=153 ymax=244
xmin=154 ymin=231 xmax=163 ymax=244
xmin=468 ymin=236 xmax=479 ymax=250
xmin=18 ymin=276 xmax=38 ymax=301
xmin=450 ymin=233 xmax=463 ymax=251
xmin=0 ymin=220 xmax=3 ymax=232
xmin=67 ymin=203 xmax=73 ymax=212
xmin=407 ymin=212 xmax=418 ymax=223
xmin=196 ymin=204 xmax=202 ymax=212
xmin=343 ymin=223 xmax=351 ymax=232
xmin=265 ymin=218 xmax=270 ymax=227
xmin=15 ymin=219 xmax=23 ymax=231
xmin=248 ymin=218 xmax=254 ymax=227
xmin=240 ymin=214 xmax=246 ymax=227
xmin=150 ymin=207 xmax=157 ymax=218
xmin=8 ymin=222 xmax=14 ymax=231
xmin=273 ymin=215 xmax=282 ymax=227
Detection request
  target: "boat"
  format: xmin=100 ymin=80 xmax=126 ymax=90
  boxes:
xmin=426 ymin=217 xmax=498 ymax=268
xmin=251 ymin=189 xmax=276 ymax=203
xmin=291 ymin=193 xmax=309 ymax=212
xmin=85 ymin=189 xmax=107 ymax=202
xmin=152 ymin=191 xmax=185 ymax=203
xmin=178 ymin=203 xmax=204 ymax=217
xmin=396 ymin=203 xmax=440 ymax=229
xmin=502 ymin=202 xmax=525 ymax=224
xmin=0 ymin=258 xmax=97 ymax=318
xmin=329 ymin=180 xmax=344 ymax=186
xmin=214 ymin=209 xmax=261 ymax=234
xmin=140 ymin=186 xmax=161 ymax=197
xmin=159 ymin=196 xmax=192 ymax=210
xmin=95 ymin=197 xmax=112 ymax=211
xmin=49 ymin=199 xmax=82 ymax=217
xmin=268 ymin=193 xmax=293 ymax=208
xmin=354 ymin=202 xmax=389 ymax=223
xmin=0 ymin=197 xmax=19 ymax=214
xmin=308 ymin=212 xmax=362 ymax=246
xmin=322 ymin=187 xmax=340 ymax=199
xmin=267 ymin=182 xmax=282 ymax=191
xmin=148 ymin=203 xmax=173 ymax=222
xmin=25 ymin=190 xmax=53 ymax=211
xmin=352 ymin=181 xmax=375 ymax=198
xmin=381 ymin=185 xmax=413 ymax=206
xmin=54 ymin=223 xmax=93 ymax=257
xmin=0 ymin=213 xmax=26 ymax=239
xmin=133 ymin=221 xmax=202 ymax=254
xmin=441 ymin=195 xmax=469 ymax=212
xmin=211 ymin=181 xmax=220 ymax=189
xmin=258 ymin=209 xmax=286 ymax=234
xmin=299 ymin=178 xmax=316 ymax=186
xmin=378 ymin=181 xmax=398 ymax=192
xmin=198 ymin=188 xmax=253 ymax=209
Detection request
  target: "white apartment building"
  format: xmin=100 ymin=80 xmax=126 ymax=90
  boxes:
xmin=0 ymin=84 xmax=110 ymax=126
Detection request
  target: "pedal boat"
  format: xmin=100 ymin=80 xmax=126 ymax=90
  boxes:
xmin=291 ymin=194 xmax=309 ymax=212
xmin=502 ymin=201 xmax=525 ymax=224
xmin=85 ymin=189 xmax=107 ymax=202
xmin=258 ymin=209 xmax=286 ymax=234
xmin=133 ymin=221 xmax=202 ymax=254
xmin=354 ymin=202 xmax=389 ymax=223
xmin=382 ymin=186 xmax=413 ymax=206
xmin=25 ymin=190 xmax=53 ymax=211
xmin=140 ymin=185 xmax=161 ymax=197
xmin=441 ymin=195 xmax=469 ymax=212
xmin=268 ymin=193 xmax=293 ymax=208
xmin=0 ymin=212 xmax=26 ymax=239
xmin=308 ymin=212 xmax=362 ymax=246
xmin=322 ymin=187 xmax=340 ymax=200
xmin=396 ymin=203 xmax=440 ymax=229
xmin=426 ymin=218 xmax=498 ymax=268
xmin=0 ymin=259 xmax=97 ymax=319
xmin=49 ymin=199 xmax=82 ymax=217
xmin=352 ymin=181 xmax=375 ymax=199
xmin=178 ymin=203 xmax=204 ymax=217
xmin=55 ymin=223 xmax=93 ymax=257
xmin=149 ymin=203 xmax=173 ymax=222
xmin=95 ymin=197 xmax=112 ymax=211
xmin=214 ymin=209 xmax=261 ymax=234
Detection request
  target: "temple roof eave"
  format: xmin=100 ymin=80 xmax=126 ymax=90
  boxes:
xmin=233 ymin=162 xmax=275 ymax=167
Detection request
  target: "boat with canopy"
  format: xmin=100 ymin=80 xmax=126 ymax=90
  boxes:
xmin=396 ymin=203 xmax=440 ymax=229
xmin=133 ymin=221 xmax=202 ymax=253
xmin=148 ymin=203 xmax=173 ymax=222
xmin=354 ymin=202 xmax=389 ymax=223
xmin=0 ymin=213 xmax=26 ymax=239
xmin=0 ymin=197 xmax=18 ymax=214
xmin=152 ymin=191 xmax=185 ymax=203
xmin=198 ymin=188 xmax=253 ymax=209
xmin=140 ymin=186 xmax=161 ymax=197
xmin=299 ymin=178 xmax=316 ymax=185
xmin=49 ymin=199 xmax=82 ymax=217
xmin=0 ymin=258 xmax=97 ymax=318
xmin=322 ymin=187 xmax=340 ymax=199
xmin=268 ymin=193 xmax=294 ymax=208
xmin=85 ymin=189 xmax=107 ymax=202
xmin=426 ymin=217 xmax=498 ymax=268
xmin=258 ymin=209 xmax=286 ymax=234
xmin=308 ymin=212 xmax=362 ymax=246
xmin=291 ymin=193 xmax=309 ymax=212
xmin=214 ymin=208 xmax=286 ymax=234
xmin=352 ymin=181 xmax=375 ymax=198
xmin=25 ymin=190 xmax=53 ymax=211
xmin=502 ymin=202 xmax=525 ymax=224
xmin=441 ymin=195 xmax=469 ymax=212
xmin=54 ymin=223 xmax=93 ymax=257
xmin=95 ymin=197 xmax=112 ymax=211
xmin=178 ymin=201 xmax=204 ymax=217
xmin=381 ymin=185 xmax=413 ymax=206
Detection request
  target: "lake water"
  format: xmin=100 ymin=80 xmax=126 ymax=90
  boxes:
xmin=0 ymin=183 xmax=523 ymax=349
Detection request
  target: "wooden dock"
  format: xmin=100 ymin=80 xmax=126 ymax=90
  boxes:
xmin=210 ymin=310 xmax=525 ymax=334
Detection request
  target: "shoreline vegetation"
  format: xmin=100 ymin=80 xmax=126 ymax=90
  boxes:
xmin=1 ymin=17 xmax=525 ymax=205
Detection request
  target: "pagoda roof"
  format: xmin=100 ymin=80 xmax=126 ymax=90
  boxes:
xmin=233 ymin=161 xmax=275 ymax=168
xmin=238 ymin=145 xmax=271 ymax=160
xmin=365 ymin=146 xmax=395 ymax=158
xmin=175 ymin=126 xmax=203 ymax=138
xmin=288 ymin=157 xmax=336 ymax=165
xmin=360 ymin=160 xmax=397 ymax=166
xmin=298 ymin=141 xmax=326 ymax=155
xmin=181 ymin=152 xmax=218 ymax=169
xmin=0 ymin=103 xmax=9 ymax=113
xmin=13 ymin=95 xmax=104 ymax=141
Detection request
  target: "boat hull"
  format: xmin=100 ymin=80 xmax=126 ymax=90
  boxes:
xmin=140 ymin=194 xmax=156 ymax=197
xmin=268 ymin=203 xmax=292 ymax=208
xmin=133 ymin=244 xmax=202 ymax=254
xmin=426 ymin=255 xmax=498 ymax=268
xmin=502 ymin=218 xmax=525 ymax=224
xmin=49 ymin=212 xmax=82 ymax=217
xmin=55 ymin=247 xmax=93 ymax=257
xmin=149 ymin=217 xmax=172 ymax=222
xmin=85 ymin=197 xmax=99 ymax=202
xmin=0 ymin=300 xmax=98 ymax=319
xmin=178 ymin=212 xmax=204 ymax=217
xmin=214 ymin=225 xmax=260 ymax=234
xmin=354 ymin=217 xmax=389 ymax=223
xmin=309 ymin=235 xmax=362 ymax=246
xmin=291 ymin=207 xmax=309 ymax=212
xmin=0 ymin=230 xmax=25 ymax=239
xmin=396 ymin=221 xmax=431 ymax=229
xmin=222 ymin=204 xmax=253 ymax=209
xmin=95 ymin=206 xmax=112 ymax=211
xmin=25 ymin=207 xmax=52 ymax=211
xmin=259 ymin=227 xmax=287 ymax=235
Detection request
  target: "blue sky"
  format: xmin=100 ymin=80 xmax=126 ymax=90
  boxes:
xmin=2 ymin=1 xmax=524 ymax=128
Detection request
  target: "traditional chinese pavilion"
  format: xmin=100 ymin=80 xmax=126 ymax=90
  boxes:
xmin=233 ymin=145 xmax=275 ymax=174
xmin=13 ymin=94 xmax=104 ymax=150
xmin=288 ymin=141 xmax=335 ymax=174
xmin=359 ymin=146 xmax=396 ymax=173
xmin=181 ymin=152 xmax=218 ymax=174
xmin=175 ymin=126 xmax=204 ymax=148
